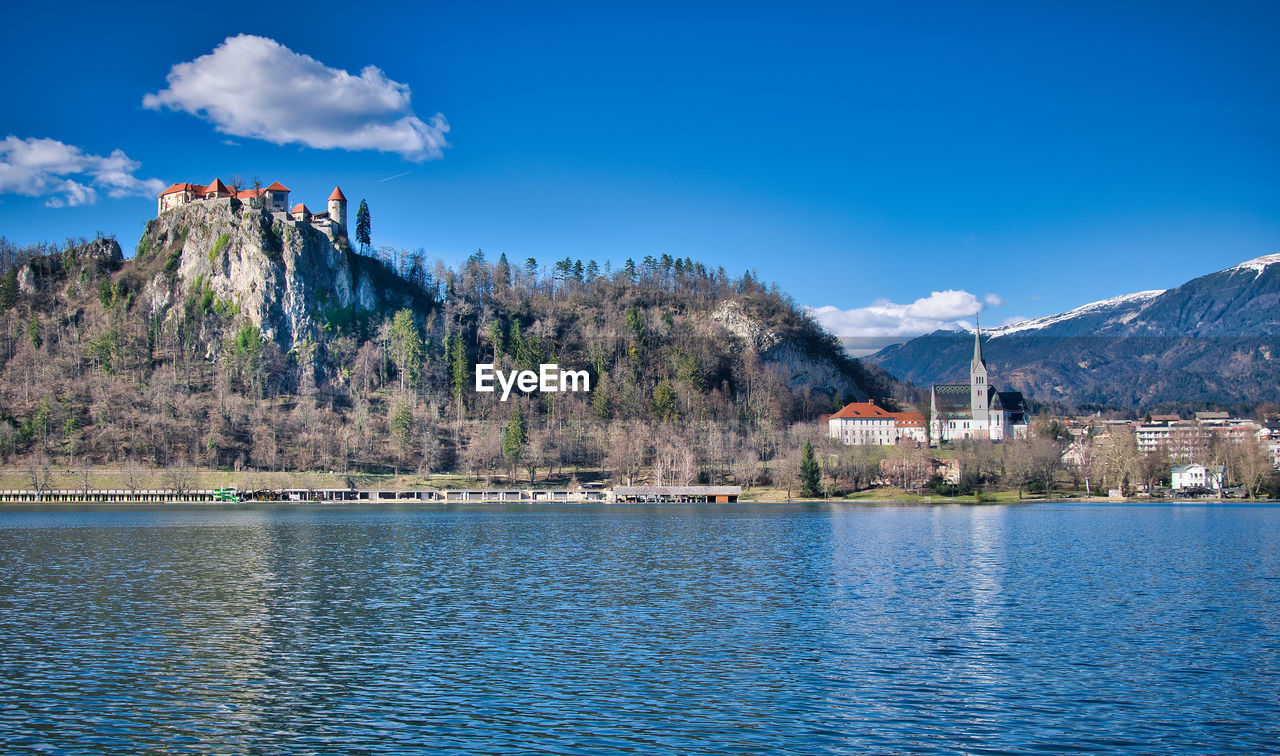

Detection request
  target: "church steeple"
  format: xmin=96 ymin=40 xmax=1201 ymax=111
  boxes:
xmin=971 ymin=318 xmax=986 ymax=371
xmin=970 ymin=319 xmax=989 ymax=431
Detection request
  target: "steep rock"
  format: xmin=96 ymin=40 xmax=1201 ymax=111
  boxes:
xmin=136 ymin=199 xmax=414 ymax=351
xmin=714 ymin=299 xmax=870 ymax=400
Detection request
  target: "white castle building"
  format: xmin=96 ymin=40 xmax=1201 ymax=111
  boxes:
xmin=157 ymin=179 xmax=347 ymax=236
xmin=929 ymin=324 xmax=1030 ymax=444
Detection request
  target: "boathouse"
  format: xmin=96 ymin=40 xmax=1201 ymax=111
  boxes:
xmin=612 ymin=486 xmax=742 ymax=503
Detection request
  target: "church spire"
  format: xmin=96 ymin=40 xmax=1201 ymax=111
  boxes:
xmin=972 ymin=319 xmax=986 ymax=370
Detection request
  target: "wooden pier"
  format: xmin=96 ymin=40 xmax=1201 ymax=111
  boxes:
xmin=0 ymin=485 xmax=740 ymax=504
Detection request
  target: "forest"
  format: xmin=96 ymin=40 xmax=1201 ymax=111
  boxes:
xmin=0 ymin=226 xmax=891 ymax=488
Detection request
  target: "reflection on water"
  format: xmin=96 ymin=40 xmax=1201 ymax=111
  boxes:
xmin=1 ymin=502 xmax=1278 ymax=754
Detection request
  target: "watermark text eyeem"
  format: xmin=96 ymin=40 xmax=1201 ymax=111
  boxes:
xmin=475 ymin=364 xmax=591 ymax=401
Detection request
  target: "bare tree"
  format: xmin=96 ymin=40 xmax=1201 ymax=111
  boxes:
xmin=730 ymin=443 xmax=759 ymax=489
xmin=123 ymin=460 xmax=144 ymax=499
xmin=28 ymin=454 xmax=52 ymax=500
xmin=1232 ymin=437 xmax=1273 ymax=500
xmin=164 ymin=464 xmax=197 ymax=499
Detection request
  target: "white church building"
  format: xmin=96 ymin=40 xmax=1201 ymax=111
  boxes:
xmin=929 ymin=324 xmax=1030 ymax=444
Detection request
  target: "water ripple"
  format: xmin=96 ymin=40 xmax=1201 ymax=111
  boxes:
xmin=0 ymin=502 xmax=1278 ymax=754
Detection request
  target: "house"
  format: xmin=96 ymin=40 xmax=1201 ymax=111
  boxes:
xmin=1259 ymin=422 xmax=1280 ymax=467
xmin=1171 ymin=464 xmax=1224 ymax=492
xmin=929 ymin=324 xmax=1029 ymax=444
xmin=827 ymin=400 xmax=927 ymax=445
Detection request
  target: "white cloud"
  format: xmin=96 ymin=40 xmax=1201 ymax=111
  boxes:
xmin=144 ymin=35 xmax=450 ymax=162
xmin=0 ymin=136 xmax=164 ymax=208
xmin=985 ymin=293 xmax=1005 ymax=307
xmin=810 ymin=289 xmax=1005 ymax=340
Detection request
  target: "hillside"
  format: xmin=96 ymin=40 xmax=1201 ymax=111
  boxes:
xmin=869 ymin=254 xmax=1280 ymax=409
xmin=0 ymin=200 xmax=889 ymax=480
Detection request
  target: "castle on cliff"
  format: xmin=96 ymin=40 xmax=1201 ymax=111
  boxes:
xmin=157 ymin=179 xmax=347 ymax=235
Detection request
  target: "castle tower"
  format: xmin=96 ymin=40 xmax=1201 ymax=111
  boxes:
xmin=328 ymin=186 xmax=347 ymax=227
xmin=970 ymin=320 xmax=989 ymax=436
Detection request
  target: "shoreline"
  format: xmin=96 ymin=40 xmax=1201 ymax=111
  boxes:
xmin=2 ymin=494 xmax=1274 ymax=506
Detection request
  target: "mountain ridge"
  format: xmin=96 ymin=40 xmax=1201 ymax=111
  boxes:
xmin=869 ymin=253 xmax=1280 ymax=408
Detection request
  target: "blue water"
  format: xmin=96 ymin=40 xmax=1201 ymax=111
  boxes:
xmin=1 ymin=502 xmax=1278 ymax=754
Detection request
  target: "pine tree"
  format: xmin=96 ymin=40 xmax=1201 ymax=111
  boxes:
xmin=355 ymin=199 xmax=372 ymax=255
xmin=388 ymin=309 xmax=424 ymax=392
xmin=449 ymin=334 xmax=469 ymax=402
xmin=800 ymin=439 xmax=821 ymax=497
xmin=502 ymin=403 xmax=527 ymax=479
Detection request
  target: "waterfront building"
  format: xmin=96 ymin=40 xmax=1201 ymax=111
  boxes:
xmin=826 ymin=401 xmax=927 ymax=445
xmin=1171 ymin=464 xmax=1224 ymax=492
xmin=928 ymin=325 xmax=1029 ymax=444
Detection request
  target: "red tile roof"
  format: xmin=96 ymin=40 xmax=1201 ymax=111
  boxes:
xmin=200 ymin=178 xmax=231 ymax=197
xmin=328 ymin=186 xmax=346 ymax=201
xmin=159 ymin=179 xmax=291 ymax=199
xmin=830 ymin=402 xmax=892 ymax=419
xmin=291 ymin=203 xmax=310 ymax=215
xmin=893 ymin=412 xmax=925 ymax=427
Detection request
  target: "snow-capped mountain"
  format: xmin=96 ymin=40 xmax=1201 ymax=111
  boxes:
xmin=985 ymin=290 xmax=1165 ymax=340
xmin=868 ymin=254 xmax=1280 ymax=407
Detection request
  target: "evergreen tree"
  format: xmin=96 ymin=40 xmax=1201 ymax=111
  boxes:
xmin=800 ymin=439 xmax=821 ymax=497
xmin=502 ymin=403 xmax=527 ymax=478
xmin=388 ymin=309 xmax=424 ymax=392
xmin=355 ymin=199 xmax=372 ymax=254
xmin=27 ymin=314 xmax=41 ymax=349
xmin=524 ymin=257 xmax=538 ymax=277
xmin=488 ymin=319 xmax=505 ymax=363
xmin=449 ymin=334 xmax=469 ymax=402
xmin=0 ymin=269 xmax=18 ymax=311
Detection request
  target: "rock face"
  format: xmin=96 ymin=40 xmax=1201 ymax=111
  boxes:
xmin=19 ymin=238 xmax=123 ymax=296
xmin=869 ymin=254 xmax=1280 ymax=407
xmin=714 ymin=299 xmax=869 ymax=400
xmin=138 ymin=199 xmax=411 ymax=351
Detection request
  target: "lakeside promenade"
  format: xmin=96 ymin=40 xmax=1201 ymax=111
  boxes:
xmin=0 ymin=485 xmax=743 ymax=505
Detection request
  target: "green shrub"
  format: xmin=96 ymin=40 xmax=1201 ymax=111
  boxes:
xmin=209 ymin=233 xmax=231 ymax=262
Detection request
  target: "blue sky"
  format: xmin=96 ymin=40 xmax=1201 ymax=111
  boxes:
xmin=3 ymin=0 xmax=1278 ymax=350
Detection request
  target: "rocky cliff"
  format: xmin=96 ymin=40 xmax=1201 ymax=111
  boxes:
xmin=135 ymin=199 xmax=421 ymax=352
xmin=713 ymin=298 xmax=882 ymax=402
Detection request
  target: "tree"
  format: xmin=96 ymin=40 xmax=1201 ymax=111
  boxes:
xmin=164 ymin=463 xmax=196 ymax=499
xmin=799 ymin=439 xmax=821 ymax=497
xmin=1232 ymin=437 xmax=1272 ymax=500
xmin=502 ymin=403 xmax=527 ymax=480
xmin=449 ymin=334 xmax=469 ymax=404
xmin=0 ymin=269 xmax=17 ymax=311
xmin=28 ymin=453 xmax=52 ymax=501
xmin=27 ymin=314 xmax=41 ymax=349
xmin=388 ymin=309 xmax=424 ymax=392
xmin=355 ymin=199 xmax=372 ymax=254
xmin=389 ymin=401 xmax=414 ymax=474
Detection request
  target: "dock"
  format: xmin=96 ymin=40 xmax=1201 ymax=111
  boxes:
xmin=0 ymin=485 xmax=743 ymax=504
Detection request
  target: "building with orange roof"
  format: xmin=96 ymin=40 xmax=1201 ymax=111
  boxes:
xmin=827 ymin=400 xmax=928 ymax=446
xmin=156 ymin=179 xmax=348 ymax=238
xmin=158 ymin=178 xmax=291 ymax=215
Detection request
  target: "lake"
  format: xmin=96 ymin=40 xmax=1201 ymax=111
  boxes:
xmin=1 ymin=502 xmax=1278 ymax=754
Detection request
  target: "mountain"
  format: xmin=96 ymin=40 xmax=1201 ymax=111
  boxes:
xmin=868 ymin=254 xmax=1280 ymax=408
xmin=0 ymin=199 xmax=888 ymax=474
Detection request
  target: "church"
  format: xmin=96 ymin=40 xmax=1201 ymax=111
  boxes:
xmin=929 ymin=324 xmax=1030 ymax=444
